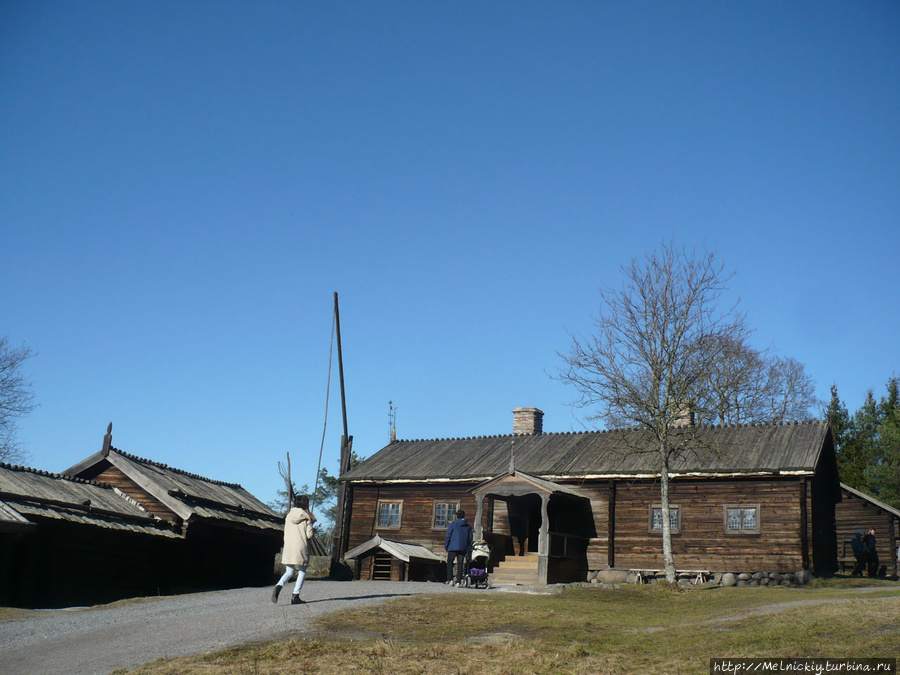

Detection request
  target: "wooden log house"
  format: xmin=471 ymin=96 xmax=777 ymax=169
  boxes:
xmin=340 ymin=408 xmax=842 ymax=584
xmin=0 ymin=462 xmax=180 ymax=608
xmin=65 ymin=425 xmax=283 ymax=590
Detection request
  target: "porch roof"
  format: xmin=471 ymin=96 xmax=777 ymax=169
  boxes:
xmin=473 ymin=470 xmax=588 ymax=499
xmin=344 ymin=535 xmax=444 ymax=563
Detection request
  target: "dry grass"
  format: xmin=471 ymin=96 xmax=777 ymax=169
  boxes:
xmin=0 ymin=607 xmax=40 ymax=623
xmin=117 ymin=580 xmax=900 ymax=675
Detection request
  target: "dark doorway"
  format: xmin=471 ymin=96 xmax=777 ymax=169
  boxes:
xmin=506 ymin=494 xmax=542 ymax=556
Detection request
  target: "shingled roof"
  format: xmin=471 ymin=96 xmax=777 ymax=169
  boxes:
xmin=0 ymin=463 xmax=178 ymax=537
xmin=65 ymin=445 xmax=281 ymax=532
xmin=342 ymin=420 xmax=833 ymax=483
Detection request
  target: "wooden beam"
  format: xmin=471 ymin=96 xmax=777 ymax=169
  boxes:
xmin=608 ymin=480 xmax=616 ymax=569
xmin=800 ymin=477 xmax=810 ymax=570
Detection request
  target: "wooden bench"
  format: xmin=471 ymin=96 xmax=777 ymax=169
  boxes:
xmin=838 ymin=540 xmax=860 ymax=574
xmin=629 ymin=568 xmax=711 ymax=584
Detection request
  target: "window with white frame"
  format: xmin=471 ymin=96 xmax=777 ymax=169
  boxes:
xmin=432 ymin=501 xmax=460 ymax=530
xmin=376 ymin=500 xmax=402 ymax=529
xmin=649 ymin=504 xmax=680 ymax=534
xmin=724 ymin=505 xmax=760 ymax=534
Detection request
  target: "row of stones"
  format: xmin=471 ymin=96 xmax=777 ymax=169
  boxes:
xmin=722 ymin=570 xmax=812 ymax=587
xmin=588 ymin=569 xmax=813 ymax=587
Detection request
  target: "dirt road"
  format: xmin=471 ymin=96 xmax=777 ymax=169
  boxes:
xmin=0 ymin=580 xmax=459 ymax=675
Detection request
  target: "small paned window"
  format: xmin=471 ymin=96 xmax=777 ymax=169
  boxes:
xmin=432 ymin=501 xmax=460 ymax=529
xmin=376 ymin=501 xmax=402 ymax=529
xmin=724 ymin=505 xmax=760 ymax=534
xmin=649 ymin=505 xmax=680 ymax=534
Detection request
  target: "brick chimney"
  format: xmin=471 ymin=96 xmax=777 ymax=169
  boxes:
xmin=513 ymin=407 xmax=543 ymax=436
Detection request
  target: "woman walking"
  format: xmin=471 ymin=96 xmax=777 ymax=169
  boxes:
xmin=272 ymin=495 xmax=316 ymax=605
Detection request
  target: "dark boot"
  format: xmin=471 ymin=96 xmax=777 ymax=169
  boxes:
xmin=271 ymin=585 xmax=282 ymax=604
xmin=291 ymin=594 xmax=304 ymax=605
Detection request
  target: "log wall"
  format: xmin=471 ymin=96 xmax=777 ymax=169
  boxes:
xmin=609 ymin=478 xmax=807 ymax=573
xmin=345 ymin=476 xmax=829 ymax=578
xmin=1 ymin=519 xmax=180 ymax=608
xmin=346 ymin=483 xmax=481 ymax=556
xmin=835 ymin=489 xmax=898 ymax=576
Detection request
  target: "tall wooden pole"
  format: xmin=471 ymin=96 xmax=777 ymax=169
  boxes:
xmin=335 ymin=292 xmax=349 ymax=443
xmin=332 ymin=292 xmax=353 ymax=565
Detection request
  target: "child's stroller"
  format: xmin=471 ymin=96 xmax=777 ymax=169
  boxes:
xmin=464 ymin=540 xmax=491 ymax=588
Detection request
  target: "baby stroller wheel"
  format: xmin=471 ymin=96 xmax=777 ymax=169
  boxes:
xmin=463 ymin=576 xmax=471 ymax=588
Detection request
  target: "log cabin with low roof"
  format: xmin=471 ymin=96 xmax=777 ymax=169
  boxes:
xmin=339 ymin=408 xmax=842 ymax=584
xmin=64 ymin=424 xmax=283 ymax=590
xmin=0 ymin=462 xmax=180 ymax=607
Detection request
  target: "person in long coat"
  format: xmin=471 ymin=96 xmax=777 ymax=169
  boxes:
xmin=272 ymin=495 xmax=316 ymax=605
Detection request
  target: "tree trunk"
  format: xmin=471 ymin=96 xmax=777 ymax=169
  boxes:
xmin=659 ymin=447 xmax=677 ymax=584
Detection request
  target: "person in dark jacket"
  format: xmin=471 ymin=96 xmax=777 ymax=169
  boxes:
xmin=864 ymin=528 xmax=879 ymax=578
xmin=444 ymin=510 xmax=474 ymax=586
xmin=850 ymin=530 xmax=866 ymax=577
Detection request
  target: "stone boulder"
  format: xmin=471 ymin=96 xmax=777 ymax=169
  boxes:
xmin=307 ymin=555 xmax=331 ymax=579
xmin=595 ymin=569 xmax=631 ymax=585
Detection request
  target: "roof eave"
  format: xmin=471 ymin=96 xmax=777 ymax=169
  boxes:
xmin=345 ymin=469 xmax=815 ymax=484
xmin=63 ymin=450 xmax=108 ymax=477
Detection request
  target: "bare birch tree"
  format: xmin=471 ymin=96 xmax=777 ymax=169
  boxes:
xmin=693 ymin=340 xmax=818 ymax=425
xmin=762 ymin=356 xmax=818 ymax=423
xmin=557 ymin=242 xmax=748 ymax=583
xmin=0 ymin=336 xmax=36 ymax=463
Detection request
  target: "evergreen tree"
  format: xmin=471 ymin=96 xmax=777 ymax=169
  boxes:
xmin=308 ymin=449 xmax=364 ymax=555
xmin=865 ymin=377 xmax=900 ymax=508
xmin=850 ymin=391 xmax=880 ymax=493
xmin=826 ymin=384 xmax=863 ymax=488
xmin=833 ymin=377 xmax=900 ymax=510
xmin=826 ymin=384 xmax=851 ymax=451
xmin=267 ymin=481 xmax=308 ymax=516
xmin=268 ymin=452 xmax=365 ymax=554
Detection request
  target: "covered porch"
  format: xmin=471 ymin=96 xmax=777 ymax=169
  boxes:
xmin=344 ymin=535 xmax=445 ymax=582
xmin=472 ymin=471 xmax=594 ymax=585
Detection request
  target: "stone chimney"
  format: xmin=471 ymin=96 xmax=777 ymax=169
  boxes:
xmin=672 ymin=402 xmax=695 ymax=428
xmin=513 ymin=407 xmax=543 ymax=436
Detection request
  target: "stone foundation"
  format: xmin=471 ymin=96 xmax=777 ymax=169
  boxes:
xmin=586 ymin=568 xmax=813 ymax=588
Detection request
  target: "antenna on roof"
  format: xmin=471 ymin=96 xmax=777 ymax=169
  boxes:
xmin=389 ymin=400 xmax=398 ymax=442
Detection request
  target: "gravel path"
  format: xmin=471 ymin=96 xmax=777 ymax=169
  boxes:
xmin=0 ymin=581 xmax=462 ymax=675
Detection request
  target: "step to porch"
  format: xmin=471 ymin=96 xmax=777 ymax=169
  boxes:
xmin=490 ymin=553 xmax=540 ymax=586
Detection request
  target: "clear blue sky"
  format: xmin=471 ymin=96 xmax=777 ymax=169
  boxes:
xmin=2 ymin=2 xmax=898 ymax=507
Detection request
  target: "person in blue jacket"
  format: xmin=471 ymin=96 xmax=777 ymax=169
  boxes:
xmin=445 ymin=510 xmax=474 ymax=586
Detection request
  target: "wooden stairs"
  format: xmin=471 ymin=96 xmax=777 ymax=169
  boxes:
xmin=489 ymin=552 xmax=540 ymax=586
